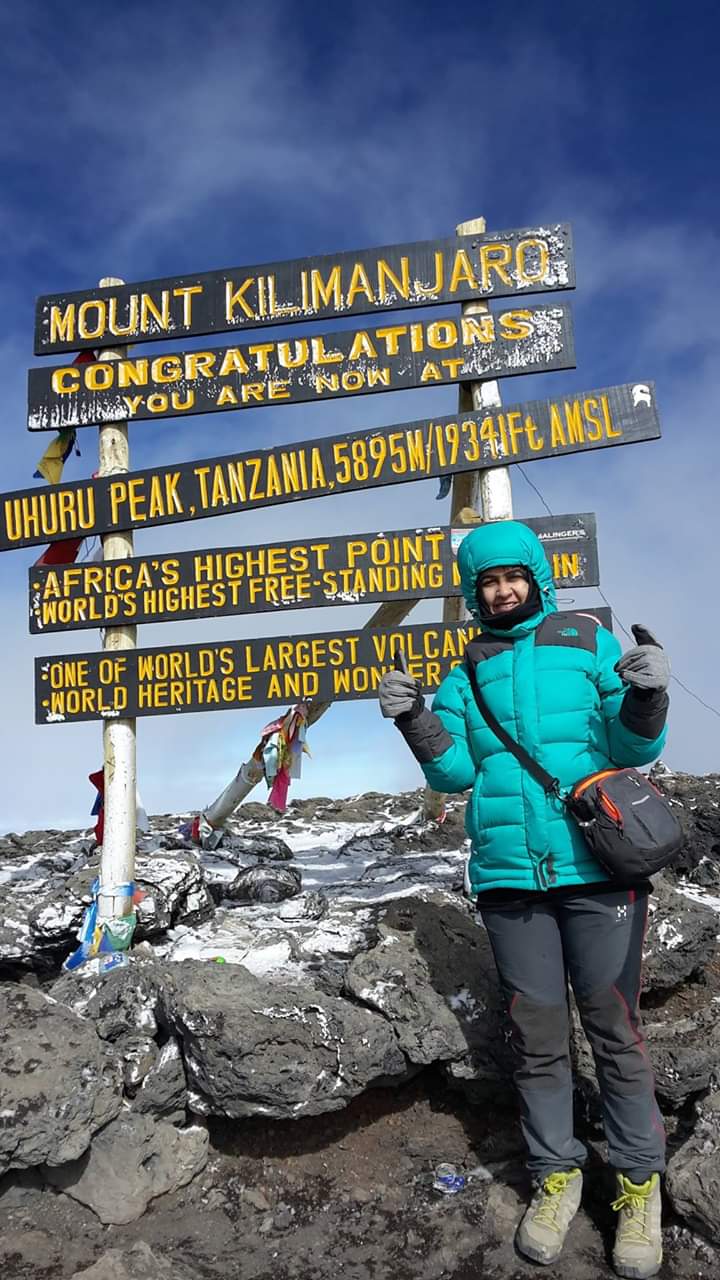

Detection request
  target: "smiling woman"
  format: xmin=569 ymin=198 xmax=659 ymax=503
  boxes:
xmin=477 ymin=564 xmax=530 ymax=615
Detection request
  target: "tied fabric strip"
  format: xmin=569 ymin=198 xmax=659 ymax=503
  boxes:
xmin=89 ymin=768 xmax=105 ymax=844
xmin=63 ymin=877 xmax=138 ymax=973
xmin=33 ymin=428 xmax=78 ymax=485
xmin=262 ymin=703 xmax=311 ymax=812
xmin=33 ymin=350 xmax=95 ymax=564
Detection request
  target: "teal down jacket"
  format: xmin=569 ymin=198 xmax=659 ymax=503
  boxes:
xmin=418 ymin=521 xmax=668 ymax=893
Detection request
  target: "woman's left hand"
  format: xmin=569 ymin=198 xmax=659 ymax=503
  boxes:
xmin=614 ymin=624 xmax=670 ymax=691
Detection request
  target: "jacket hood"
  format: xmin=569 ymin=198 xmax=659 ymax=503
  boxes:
xmin=456 ymin=520 xmax=556 ymax=634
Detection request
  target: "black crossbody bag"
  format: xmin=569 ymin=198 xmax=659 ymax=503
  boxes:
xmin=464 ymin=657 xmax=684 ymax=882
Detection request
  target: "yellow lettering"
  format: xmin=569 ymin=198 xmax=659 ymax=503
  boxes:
xmin=516 ymin=237 xmax=549 ymax=284
xmin=241 ymin=383 xmax=265 ymax=403
xmin=500 ymin=309 xmax=533 ymax=340
xmin=249 ymin=343 xmax=274 ymax=372
xmin=117 ymin=359 xmax=148 ymax=388
xmin=108 ymin=295 xmax=139 ymax=337
xmin=564 ymin=400 xmax=585 ymax=445
xmin=278 ymin=339 xmax=308 ymax=369
xmin=310 ymin=265 xmax=341 ymax=310
xmin=219 ymin=348 xmax=249 ymax=377
xmin=184 ymin=352 xmax=216 ymax=380
xmin=550 ymin=404 xmax=567 ymax=448
xmin=427 ymin=320 xmax=457 ymax=349
xmin=448 ymin=249 xmax=477 ymax=293
xmin=348 ymin=330 xmax=378 ymax=360
xmin=461 ymin=314 xmax=495 ymax=344
xmin=266 ymin=454 xmax=282 ymax=498
xmin=346 ymin=262 xmax=375 ymax=305
xmin=85 ymin=364 xmax=114 ymax=392
xmin=151 ymin=355 xmax=182 ymax=384
xmin=49 ymin=304 xmax=75 ymax=345
xmin=311 ymin=336 xmax=344 ymax=364
xmin=479 ymin=242 xmax=513 ymax=289
xmin=375 ymin=325 xmax=407 ymax=356
xmin=140 ymin=291 xmax=170 ymax=333
xmin=225 ymin=278 xmax=255 ymax=321
xmin=172 ymin=284 xmax=202 ymax=326
xmin=377 ymin=257 xmax=410 ymax=300
xmin=414 ymin=251 xmax=444 ymax=297
xmin=78 ymin=300 xmax=106 ymax=340
xmin=601 ymin=394 xmax=622 ymax=438
xmin=51 ymin=367 xmax=80 ymax=395
xmin=525 ymin=414 xmax=544 ymax=451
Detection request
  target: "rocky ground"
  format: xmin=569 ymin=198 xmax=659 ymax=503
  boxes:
xmin=1 ymin=767 xmax=719 ymax=1279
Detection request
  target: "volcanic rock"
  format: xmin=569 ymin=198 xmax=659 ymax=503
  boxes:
xmin=226 ymin=861 xmax=302 ymax=903
xmin=0 ymin=983 xmax=121 ymax=1176
xmin=44 ymin=1111 xmax=208 ymax=1224
xmin=643 ymin=874 xmax=719 ymax=992
xmin=667 ymin=1089 xmax=720 ymax=1243
xmin=157 ymin=958 xmax=408 ymax=1118
xmin=71 ymin=1241 xmax=196 ymax=1280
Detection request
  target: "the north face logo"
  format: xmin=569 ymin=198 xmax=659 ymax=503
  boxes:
xmin=559 ymin=626 xmax=579 ymax=637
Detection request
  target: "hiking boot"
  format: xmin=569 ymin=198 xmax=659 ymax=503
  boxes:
xmin=612 ymin=1173 xmax=662 ymax=1278
xmin=515 ymin=1168 xmax=583 ymax=1264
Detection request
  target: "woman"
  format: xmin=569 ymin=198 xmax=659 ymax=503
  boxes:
xmin=378 ymin=520 xmax=670 ymax=1279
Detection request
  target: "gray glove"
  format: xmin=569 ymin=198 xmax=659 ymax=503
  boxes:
xmin=378 ymin=671 xmax=422 ymax=719
xmin=614 ymin=624 xmax=670 ymax=691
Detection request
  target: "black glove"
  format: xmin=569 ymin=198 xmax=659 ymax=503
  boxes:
xmin=615 ymin=625 xmax=670 ymax=691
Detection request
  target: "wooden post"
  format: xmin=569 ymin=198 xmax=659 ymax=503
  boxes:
xmin=444 ymin=214 xmax=513 ymax=613
xmin=217 ymin=219 xmax=513 ymax=821
xmin=424 ymin=216 xmax=514 ymax=820
xmin=96 ymin=277 xmax=137 ymax=922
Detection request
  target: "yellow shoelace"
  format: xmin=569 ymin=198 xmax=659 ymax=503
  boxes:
xmin=532 ymin=1172 xmax=575 ymax=1231
xmin=612 ymin=1181 xmax=653 ymax=1245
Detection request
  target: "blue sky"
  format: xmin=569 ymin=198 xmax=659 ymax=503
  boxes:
xmin=0 ymin=1 xmax=718 ymax=831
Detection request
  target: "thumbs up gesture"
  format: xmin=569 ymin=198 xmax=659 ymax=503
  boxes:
xmin=614 ymin=625 xmax=671 ymax=691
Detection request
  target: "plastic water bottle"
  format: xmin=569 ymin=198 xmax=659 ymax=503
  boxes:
xmin=432 ymin=1163 xmax=466 ymax=1194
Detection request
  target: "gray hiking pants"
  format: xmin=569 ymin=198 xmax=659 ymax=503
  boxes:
xmin=479 ymin=886 xmax=665 ymax=1183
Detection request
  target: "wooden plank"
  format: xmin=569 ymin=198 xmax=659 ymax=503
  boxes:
xmin=3 ymin=382 xmax=660 ymax=553
xmin=34 ymin=224 xmax=575 ymax=354
xmin=27 ymin=304 xmax=575 ymax=431
xmin=35 ymin=608 xmax=613 ymax=725
xmin=29 ymin=514 xmax=599 ymax=634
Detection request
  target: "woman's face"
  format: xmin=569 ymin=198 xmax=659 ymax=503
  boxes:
xmin=478 ymin=564 xmax=530 ymax=615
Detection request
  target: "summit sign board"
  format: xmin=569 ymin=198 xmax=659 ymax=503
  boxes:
xmin=3 ymin=383 xmax=660 ymax=554
xmin=35 ymin=610 xmax=613 ymax=725
xmin=27 ymin=305 xmax=575 ymax=431
xmin=34 ymin=224 xmax=574 ymax=354
xmin=29 ymin=514 xmax=599 ymax=633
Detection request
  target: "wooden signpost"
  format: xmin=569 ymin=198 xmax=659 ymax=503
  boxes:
xmin=18 ymin=213 xmax=662 ymax=943
xmin=28 ymin=304 xmax=575 ymax=431
xmin=29 ymin=514 xmax=600 ymax=633
xmin=3 ymin=384 xmax=660 ymax=553
xmin=34 ymin=223 xmax=574 ymax=354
